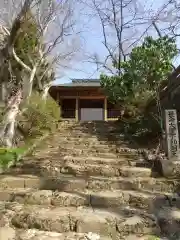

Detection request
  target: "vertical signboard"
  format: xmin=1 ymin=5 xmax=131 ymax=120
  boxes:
xmin=165 ymin=109 xmax=179 ymax=159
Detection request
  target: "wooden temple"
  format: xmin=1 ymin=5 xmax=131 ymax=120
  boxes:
xmin=49 ymin=79 xmax=120 ymax=121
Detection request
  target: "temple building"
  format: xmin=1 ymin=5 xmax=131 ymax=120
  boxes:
xmin=49 ymin=79 xmax=119 ymax=121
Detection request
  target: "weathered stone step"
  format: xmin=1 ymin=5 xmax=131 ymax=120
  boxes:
xmin=0 ymin=227 xmax=160 ymax=240
xmin=60 ymin=145 xmax=116 ymax=154
xmin=55 ymin=136 xmax=126 ymax=146
xmin=0 ymin=174 xmax=178 ymax=193
xmin=58 ymin=147 xmax=133 ymax=158
xmin=60 ymin=142 xmax=119 ymax=150
xmin=6 ymin=158 xmax=149 ymax=176
xmin=63 ymin=155 xmax=146 ymax=167
xmin=125 ymin=235 xmax=163 ymax=240
xmin=60 ymin=148 xmax=120 ymax=158
xmin=32 ymin=148 xmax=120 ymax=159
xmin=59 ymin=164 xmax=152 ymax=178
xmin=56 ymin=135 xmax=124 ymax=143
xmin=87 ymin=176 xmax=178 ymax=193
xmin=0 ymin=188 xmax=179 ymax=211
xmin=4 ymin=203 xmax=157 ymax=237
xmin=58 ymin=144 xmax=139 ymax=156
xmin=62 ymin=141 xmax=116 ymax=147
xmin=67 ymin=123 xmax=119 ymax=128
xmin=57 ymin=132 xmax=123 ymax=139
xmin=8 ymin=163 xmax=151 ymax=178
xmin=33 ymin=148 xmax=138 ymax=159
xmin=156 ymin=207 xmax=180 ymax=236
xmin=0 ymin=227 xmax=111 ymax=240
xmin=67 ymin=129 xmax=122 ymax=136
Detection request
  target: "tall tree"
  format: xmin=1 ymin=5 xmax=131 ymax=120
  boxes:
xmin=12 ymin=10 xmax=55 ymax=94
xmin=0 ymin=0 xmax=82 ymax=147
xmin=101 ymin=36 xmax=178 ymax=106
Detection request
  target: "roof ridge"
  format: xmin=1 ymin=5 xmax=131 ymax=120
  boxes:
xmin=72 ymin=79 xmax=99 ymax=83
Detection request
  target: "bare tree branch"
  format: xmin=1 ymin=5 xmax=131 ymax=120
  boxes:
xmin=0 ymin=0 xmax=82 ymax=147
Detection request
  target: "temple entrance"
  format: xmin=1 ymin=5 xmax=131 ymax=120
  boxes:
xmin=61 ymin=99 xmax=76 ymax=119
xmin=79 ymin=99 xmax=104 ymax=121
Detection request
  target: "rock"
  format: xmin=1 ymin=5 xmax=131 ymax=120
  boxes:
xmin=160 ymin=159 xmax=180 ymax=178
xmin=0 ymin=227 xmax=16 ymax=240
xmin=85 ymin=232 xmax=100 ymax=240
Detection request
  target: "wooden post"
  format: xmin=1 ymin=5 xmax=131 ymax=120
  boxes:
xmin=165 ymin=109 xmax=179 ymax=159
xmin=56 ymin=91 xmax=61 ymax=121
xmin=56 ymin=91 xmax=59 ymax=103
xmin=75 ymin=98 xmax=79 ymax=121
xmin=104 ymin=97 xmax=107 ymax=121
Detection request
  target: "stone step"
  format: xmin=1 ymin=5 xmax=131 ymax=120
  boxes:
xmin=59 ymin=145 xmax=116 ymax=154
xmin=63 ymin=156 xmax=147 ymax=167
xmin=55 ymin=136 xmax=124 ymax=145
xmin=4 ymin=203 xmax=157 ymax=238
xmin=125 ymin=235 xmax=164 ymax=240
xmin=156 ymin=207 xmax=180 ymax=236
xmin=60 ymin=122 xmax=119 ymax=128
xmin=66 ymin=122 xmax=118 ymax=127
xmin=66 ymin=129 xmax=122 ymax=136
xmin=59 ymin=164 xmax=152 ymax=178
xmin=0 ymin=174 xmax=178 ymax=193
xmin=0 ymin=188 xmax=179 ymax=211
xmin=0 ymin=227 xmax=111 ymax=240
xmin=66 ymin=125 xmax=118 ymax=131
xmin=86 ymin=176 xmax=178 ymax=193
xmin=32 ymin=146 xmax=122 ymax=158
xmin=33 ymin=148 xmax=138 ymax=159
xmin=33 ymin=151 xmax=119 ymax=160
xmin=60 ymin=142 xmax=119 ymax=150
xmin=57 ymin=148 xmax=127 ymax=158
xmin=0 ymin=227 xmax=161 ymax=240
xmin=57 ymin=132 xmax=123 ymax=139
xmin=5 ymin=157 xmax=149 ymax=176
xmin=8 ymin=164 xmax=152 ymax=178
xmin=58 ymin=144 xmax=138 ymax=156
xmin=56 ymin=148 xmax=121 ymax=158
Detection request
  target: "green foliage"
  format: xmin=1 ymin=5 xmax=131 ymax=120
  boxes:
xmin=14 ymin=11 xmax=40 ymax=66
xmin=0 ymin=13 xmax=57 ymax=169
xmin=0 ymin=147 xmax=26 ymax=169
xmin=11 ymin=11 xmax=55 ymax=91
xmin=0 ymin=91 xmax=60 ymax=168
xmin=101 ymin=36 xmax=178 ymax=139
xmin=147 ymin=236 xmax=160 ymax=240
xmin=18 ymin=92 xmax=60 ymax=137
xmin=101 ymin=36 xmax=178 ymax=103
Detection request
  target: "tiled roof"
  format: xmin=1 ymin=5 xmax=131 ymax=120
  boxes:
xmin=54 ymin=79 xmax=101 ymax=87
xmin=72 ymin=79 xmax=100 ymax=83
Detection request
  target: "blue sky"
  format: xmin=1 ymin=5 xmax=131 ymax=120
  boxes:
xmin=53 ymin=2 xmax=107 ymax=85
xmin=53 ymin=0 xmax=180 ymax=85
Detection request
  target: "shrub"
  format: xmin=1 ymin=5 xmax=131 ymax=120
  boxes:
xmin=18 ymin=92 xmax=60 ymax=138
xmin=0 ymin=147 xmax=26 ymax=169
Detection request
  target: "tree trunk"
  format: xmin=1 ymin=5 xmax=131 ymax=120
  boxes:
xmin=42 ymin=83 xmax=51 ymax=101
xmin=0 ymin=89 xmax=22 ymax=147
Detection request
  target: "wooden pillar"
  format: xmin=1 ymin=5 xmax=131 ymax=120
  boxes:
xmin=56 ymin=91 xmax=60 ymax=103
xmin=56 ymin=91 xmax=61 ymax=120
xmin=104 ymin=97 xmax=107 ymax=121
xmin=75 ymin=98 xmax=79 ymax=121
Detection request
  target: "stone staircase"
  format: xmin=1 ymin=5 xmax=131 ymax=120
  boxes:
xmin=0 ymin=121 xmax=180 ymax=240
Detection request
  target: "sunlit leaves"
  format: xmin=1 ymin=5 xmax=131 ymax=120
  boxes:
xmin=0 ymin=147 xmax=26 ymax=169
xmin=100 ymin=36 xmax=178 ymax=103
